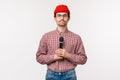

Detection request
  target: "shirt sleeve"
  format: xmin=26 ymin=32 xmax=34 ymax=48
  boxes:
xmin=66 ymin=36 xmax=87 ymax=65
xmin=36 ymin=34 xmax=55 ymax=65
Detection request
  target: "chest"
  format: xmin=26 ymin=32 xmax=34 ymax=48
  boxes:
xmin=47 ymin=36 xmax=77 ymax=53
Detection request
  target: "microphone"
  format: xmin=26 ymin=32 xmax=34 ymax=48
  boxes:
xmin=59 ymin=36 xmax=64 ymax=48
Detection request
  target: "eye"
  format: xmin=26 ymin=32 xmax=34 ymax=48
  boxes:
xmin=63 ymin=14 xmax=68 ymax=17
xmin=56 ymin=14 xmax=68 ymax=18
xmin=56 ymin=14 xmax=61 ymax=17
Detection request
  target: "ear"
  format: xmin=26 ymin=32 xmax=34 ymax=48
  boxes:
xmin=54 ymin=17 xmax=56 ymax=21
xmin=68 ymin=17 xmax=70 ymax=21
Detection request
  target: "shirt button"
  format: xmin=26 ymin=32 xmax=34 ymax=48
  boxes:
xmin=59 ymin=72 xmax=61 ymax=75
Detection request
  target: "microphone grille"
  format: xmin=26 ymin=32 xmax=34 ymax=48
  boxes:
xmin=59 ymin=36 xmax=64 ymax=42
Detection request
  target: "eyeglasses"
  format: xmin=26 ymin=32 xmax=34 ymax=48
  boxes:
xmin=56 ymin=14 xmax=68 ymax=18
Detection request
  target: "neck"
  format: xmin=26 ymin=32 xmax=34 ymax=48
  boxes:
xmin=57 ymin=26 xmax=67 ymax=32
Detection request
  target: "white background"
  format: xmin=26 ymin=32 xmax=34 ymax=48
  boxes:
xmin=0 ymin=0 xmax=120 ymax=80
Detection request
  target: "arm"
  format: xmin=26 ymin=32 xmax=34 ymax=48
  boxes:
xmin=59 ymin=36 xmax=87 ymax=65
xmin=36 ymin=35 xmax=55 ymax=65
xmin=36 ymin=35 xmax=63 ymax=65
xmin=66 ymin=36 xmax=87 ymax=65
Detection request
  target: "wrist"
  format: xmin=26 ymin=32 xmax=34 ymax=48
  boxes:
xmin=64 ymin=52 xmax=69 ymax=58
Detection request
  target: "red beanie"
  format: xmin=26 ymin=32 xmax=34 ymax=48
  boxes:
xmin=54 ymin=4 xmax=70 ymax=14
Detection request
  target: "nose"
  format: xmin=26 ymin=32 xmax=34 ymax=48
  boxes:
xmin=60 ymin=16 xmax=64 ymax=19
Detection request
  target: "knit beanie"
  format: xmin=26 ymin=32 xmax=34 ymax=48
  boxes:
xmin=54 ymin=4 xmax=70 ymax=14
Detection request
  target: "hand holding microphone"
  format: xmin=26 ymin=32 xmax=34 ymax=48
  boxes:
xmin=54 ymin=37 xmax=69 ymax=60
xmin=54 ymin=36 xmax=64 ymax=60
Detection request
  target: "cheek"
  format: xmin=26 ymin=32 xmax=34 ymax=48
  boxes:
xmin=64 ymin=20 xmax=69 ymax=22
xmin=64 ymin=18 xmax=69 ymax=21
xmin=55 ymin=18 xmax=61 ymax=22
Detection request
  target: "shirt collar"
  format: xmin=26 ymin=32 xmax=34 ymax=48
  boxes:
xmin=55 ymin=27 xmax=69 ymax=36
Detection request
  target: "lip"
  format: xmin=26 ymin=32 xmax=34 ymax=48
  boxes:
xmin=59 ymin=20 xmax=65 ymax=22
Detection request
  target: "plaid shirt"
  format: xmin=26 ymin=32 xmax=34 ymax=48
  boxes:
xmin=36 ymin=28 xmax=87 ymax=72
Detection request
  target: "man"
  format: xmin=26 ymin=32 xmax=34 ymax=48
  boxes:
xmin=36 ymin=4 xmax=87 ymax=80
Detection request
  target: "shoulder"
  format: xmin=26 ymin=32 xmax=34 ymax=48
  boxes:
xmin=68 ymin=31 xmax=84 ymax=45
xmin=68 ymin=31 xmax=82 ymax=39
xmin=42 ymin=30 xmax=56 ymax=38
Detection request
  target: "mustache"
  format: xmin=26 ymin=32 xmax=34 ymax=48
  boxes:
xmin=59 ymin=20 xmax=65 ymax=22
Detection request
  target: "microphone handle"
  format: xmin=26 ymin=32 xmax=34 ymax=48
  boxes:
xmin=60 ymin=43 xmax=63 ymax=48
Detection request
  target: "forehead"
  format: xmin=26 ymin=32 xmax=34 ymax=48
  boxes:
xmin=56 ymin=12 xmax=68 ymax=15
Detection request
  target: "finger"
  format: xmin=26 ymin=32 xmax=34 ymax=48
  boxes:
xmin=55 ymin=50 xmax=60 ymax=54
